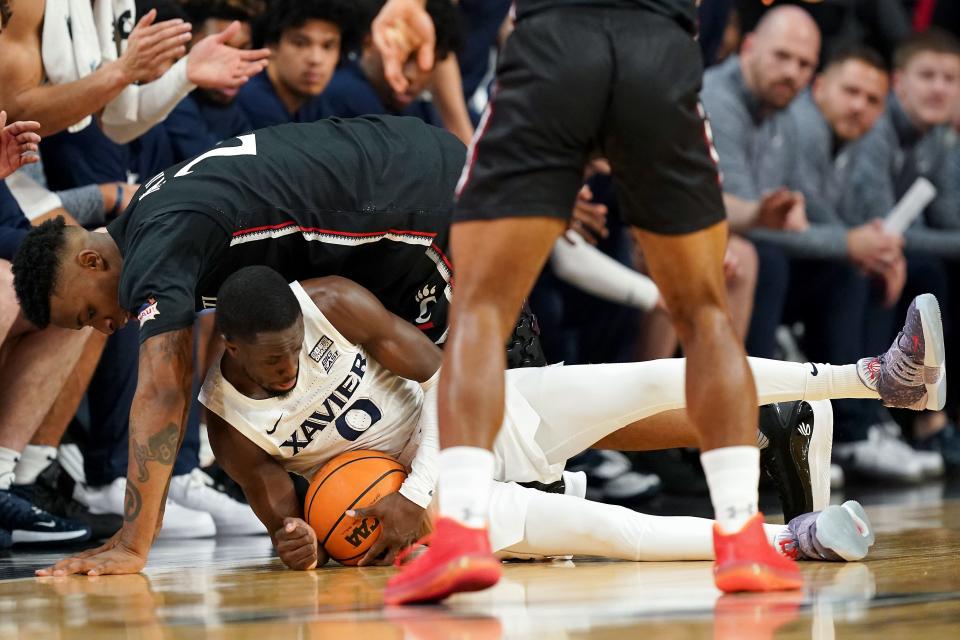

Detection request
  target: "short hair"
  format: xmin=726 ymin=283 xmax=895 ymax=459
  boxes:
xmin=179 ymin=0 xmax=265 ymax=24
xmin=254 ymin=0 xmax=365 ymax=52
xmin=11 ymin=217 xmax=70 ymax=329
xmin=894 ymin=28 xmax=960 ymax=71
xmin=216 ymin=266 xmax=302 ymax=343
xmin=822 ymin=44 xmax=887 ymax=76
xmin=0 ymin=0 xmax=12 ymax=27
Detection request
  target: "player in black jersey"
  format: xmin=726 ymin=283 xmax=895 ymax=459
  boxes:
xmin=373 ymin=0 xmax=801 ymax=603
xmin=11 ymin=115 xmax=471 ymax=576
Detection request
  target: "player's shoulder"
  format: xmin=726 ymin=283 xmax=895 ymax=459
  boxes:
xmin=4 ymin=0 xmax=45 ymax=39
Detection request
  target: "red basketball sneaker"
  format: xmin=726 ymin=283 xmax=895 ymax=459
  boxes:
xmin=384 ymin=517 xmax=502 ymax=605
xmin=713 ymin=513 xmax=803 ymax=593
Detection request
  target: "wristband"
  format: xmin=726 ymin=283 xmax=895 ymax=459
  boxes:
xmin=109 ymin=184 xmax=124 ymax=220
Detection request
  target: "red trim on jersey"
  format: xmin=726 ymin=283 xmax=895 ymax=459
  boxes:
xmin=232 ymin=222 xmax=438 ymax=240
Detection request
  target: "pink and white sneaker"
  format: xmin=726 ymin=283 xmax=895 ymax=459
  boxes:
xmin=858 ymin=294 xmax=946 ymax=411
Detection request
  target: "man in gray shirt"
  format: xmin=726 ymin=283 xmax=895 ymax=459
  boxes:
xmin=844 ymin=30 xmax=960 ymax=470
xmin=700 ymin=8 xmax=935 ymax=480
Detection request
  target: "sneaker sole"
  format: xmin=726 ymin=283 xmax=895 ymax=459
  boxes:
xmin=814 ymin=505 xmax=868 ymax=561
xmin=714 ymin=563 xmax=803 ymax=593
xmin=916 ymin=294 xmax=946 ymax=411
xmin=808 ymin=400 xmax=833 ymax=514
xmin=841 ymin=500 xmax=875 ymax=547
xmin=385 ymin=556 xmax=503 ymax=605
xmin=12 ymin=528 xmax=91 ymax=544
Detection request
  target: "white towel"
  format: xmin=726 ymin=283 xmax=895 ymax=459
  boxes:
xmin=41 ymin=0 xmax=136 ymax=132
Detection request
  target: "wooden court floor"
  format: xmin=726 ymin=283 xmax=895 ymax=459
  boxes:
xmin=1 ymin=485 xmax=959 ymax=639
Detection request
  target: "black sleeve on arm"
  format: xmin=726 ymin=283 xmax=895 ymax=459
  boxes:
xmin=118 ymin=213 xmax=227 ymax=343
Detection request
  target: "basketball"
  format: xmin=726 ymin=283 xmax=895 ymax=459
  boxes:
xmin=304 ymin=450 xmax=407 ymax=565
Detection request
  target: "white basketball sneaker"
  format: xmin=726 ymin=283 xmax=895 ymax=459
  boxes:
xmin=75 ymin=477 xmax=216 ymax=539
xmin=167 ymin=468 xmax=267 ymax=536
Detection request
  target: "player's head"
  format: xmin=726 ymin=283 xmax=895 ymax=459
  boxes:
xmin=893 ymin=28 xmax=960 ymax=131
xmin=12 ymin=218 xmax=129 ymax=334
xmin=813 ymin=46 xmax=889 ymax=142
xmin=359 ymin=0 xmax=463 ymax=113
xmin=217 ymin=266 xmax=304 ymax=397
xmin=256 ymin=0 xmax=363 ymax=100
xmin=181 ymin=0 xmax=265 ymax=104
xmin=740 ymin=5 xmax=821 ymax=110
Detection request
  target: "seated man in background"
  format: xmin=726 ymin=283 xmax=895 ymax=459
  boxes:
xmin=749 ymin=47 xmax=927 ymax=482
xmin=238 ymin=0 xmax=362 ymax=128
xmin=322 ymin=0 xmax=461 ymax=126
xmin=843 ymin=29 xmax=960 ymax=469
xmin=160 ymin=0 xmax=264 ymax=165
xmin=0 ymin=114 xmax=98 ymax=548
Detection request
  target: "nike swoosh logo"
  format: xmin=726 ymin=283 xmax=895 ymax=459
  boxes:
xmin=34 ymin=521 xmax=57 ymax=528
xmin=266 ymin=414 xmax=282 ymax=435
xmin=809 ymin=362 xmax=819 ymax=376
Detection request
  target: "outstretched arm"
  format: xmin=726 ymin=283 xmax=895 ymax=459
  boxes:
xmin=37 ymin=327 xmax=194 ymax=576
xmin=0 ymin=5 xmax=192 ymax=137
xmin=206 ymin=409 xmax=328 ymax=570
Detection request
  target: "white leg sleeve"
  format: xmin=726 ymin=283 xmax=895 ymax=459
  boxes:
xmin=510 ymin=358 xmax=878 ymax=466
xmin=500 ymin=486 xmax=787 ymax=561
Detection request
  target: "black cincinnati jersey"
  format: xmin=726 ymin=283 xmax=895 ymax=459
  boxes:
xmin=514 ymin=0 xmax=696 ymax=33
xmin=107 ymin=116 xmax=466 ymax=344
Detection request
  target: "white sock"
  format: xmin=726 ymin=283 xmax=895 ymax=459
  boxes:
xmin=701 ymin=446 xmax=760 ymax=534
xmin=746 ymin=358 xmax=879 ymax=404
xmin=505 ymin=486 xmax=789 ymax=560
xmin=804 ymin=363 xmax=879 ymax=400
xmin=13 ymin=445 xmax=58 ymax=485
xmin=0 ymin=447 xmax=21 ymax=491
xmin=438 ymin=447 xmax=495 ymax=529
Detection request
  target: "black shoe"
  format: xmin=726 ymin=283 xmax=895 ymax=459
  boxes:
xmin=0 ymin=527 xmax=10 ymax=550
xmin=12 ymin=461 xmax=121 ymax=541
xmin=758 ymin=400 xmax=833 ymax=522
xmin=0 ymin=488 xmax=91 ymax=545
xmin=506 ymin=301 xmax=547 ymax=368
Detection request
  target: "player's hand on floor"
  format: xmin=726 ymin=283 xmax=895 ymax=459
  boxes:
xmin=35 ymin=534 xmax=147 ymax=577
xmin=348 ymin=492 xmax=426 ymax=567
xmin=274 ymin=517 xmax=327 ymax=570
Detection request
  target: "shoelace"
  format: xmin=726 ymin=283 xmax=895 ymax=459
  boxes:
xmin=393 ymin=534 xmax=433 ymax=567
xmin=884 ymin=336 xmax=926 ymax=387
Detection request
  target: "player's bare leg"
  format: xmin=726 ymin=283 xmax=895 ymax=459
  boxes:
xmin=635 ymin=220 xmax=801 ymax=592
xmin=385 ymin=216 xmax=566 ymax=606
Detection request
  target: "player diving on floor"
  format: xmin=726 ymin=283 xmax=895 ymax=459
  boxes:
xmin=35 ymin=265 xmax=941 ymax=575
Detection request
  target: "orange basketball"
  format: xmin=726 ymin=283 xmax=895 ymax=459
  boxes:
xmin=304 ymin=450 xmax=406 ymax=565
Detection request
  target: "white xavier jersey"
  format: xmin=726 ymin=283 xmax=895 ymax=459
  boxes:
xmin=199 ymin=282 xmax=424 ymax=480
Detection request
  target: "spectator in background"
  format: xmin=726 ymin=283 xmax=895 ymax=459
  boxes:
xmin=238 ymin=0 xmax=363 ymax=128
xmin=323 ymin=0 xmax=462 ymax=125
xmin=0 ymin=109 xmax=104 ymax=547
xmin=750 ymin=46 xmax=939 ymax=483
xmin=0 ymin=1 xmax=268 ymax=142
xmin=842 ymin=29 xmax=960 ymax=470
xmin=159 ymin=0 xmax=264 ymax=165
xmin=700 ymin=5 xmax=818 ymax=233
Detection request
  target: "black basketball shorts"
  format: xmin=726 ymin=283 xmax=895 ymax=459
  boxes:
xmin=454 ymin=7 xmax=725 ymax=235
